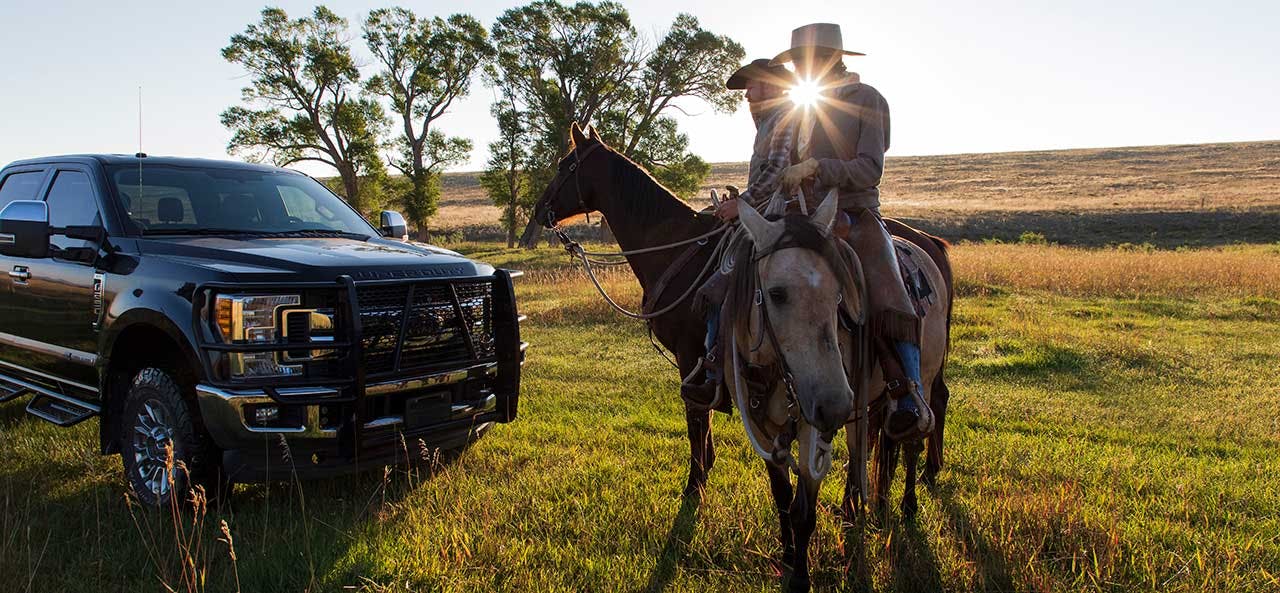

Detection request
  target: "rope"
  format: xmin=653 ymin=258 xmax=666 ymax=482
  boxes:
xmin=567 ymin=228 xmax=732 ymax=320
xmin=569 ymin=224 xmax=728 ymax=258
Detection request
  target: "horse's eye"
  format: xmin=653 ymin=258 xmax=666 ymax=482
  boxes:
xmin=768 ymin=287 xmax=788 ymax=305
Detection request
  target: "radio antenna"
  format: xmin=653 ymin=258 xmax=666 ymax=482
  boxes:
xmin=137 ymin=86 xmax=144 ymax=206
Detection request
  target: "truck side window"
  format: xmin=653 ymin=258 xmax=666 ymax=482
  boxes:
xmin=45 ymin=170 xmax=102 ymax=252
xmin=0 ymin=170 xmax=46 ymax=211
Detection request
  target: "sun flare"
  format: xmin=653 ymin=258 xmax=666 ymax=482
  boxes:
xmin=789 ymin=79 xmax=821 ymax=107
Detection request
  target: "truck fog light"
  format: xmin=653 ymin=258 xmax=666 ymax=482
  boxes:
xmin=253 ymin=405 xmax=280 ymax=425
xmin=232 ymin=351 xmax=302 ymax=378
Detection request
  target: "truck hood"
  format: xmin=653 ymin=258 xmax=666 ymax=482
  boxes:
xmin=136 ymin=235 xmax=493 ymax=281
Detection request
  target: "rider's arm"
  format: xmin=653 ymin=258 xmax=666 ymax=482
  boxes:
xmin=738 ymin=114 xmax=795 ymax=205
xmin=815 ymin=89 xmax=890 ymax=192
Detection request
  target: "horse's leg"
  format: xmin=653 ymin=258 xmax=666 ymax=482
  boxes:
xmin=901 ymin=440 xmax=924 ymax=521
xmin=682 ymin=404 xmax=714 ymax=497
xmin=765 ymin=461 xmax=795 ymax=565
xmin=923 ymin=372 xmax=950 ymax=487
xmin=785 ymin=474 xmax=821 ymax=593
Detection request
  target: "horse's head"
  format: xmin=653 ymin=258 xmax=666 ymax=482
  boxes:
xmin=736 ymin=190 xmax=862 ymax=451
xmin=519 ymin=122 xmax=611 ymax=247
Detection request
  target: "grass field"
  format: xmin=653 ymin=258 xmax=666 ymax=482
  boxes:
xmin=3 ymin=142 xmax=1280 ymax=592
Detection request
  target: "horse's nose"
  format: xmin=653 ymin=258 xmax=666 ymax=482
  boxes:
xmin=809 ymin=392 xmax=853 ymax=434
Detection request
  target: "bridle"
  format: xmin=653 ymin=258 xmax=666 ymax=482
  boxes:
xmin=743 ymin=235 xmax=859 ymax=466
xmin=540 ymin=141 xmax=604 ymax=240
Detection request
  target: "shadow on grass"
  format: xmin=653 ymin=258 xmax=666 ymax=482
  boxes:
xmin=887 ymin=520 xmax=945 ymax=593
xmin=935 ymin=483 xmax=1017 ymax=591
xmin=638 ymin=492 xmax=702 ymax=593
xmin=0 ymin=415 xmax=467 ymax=592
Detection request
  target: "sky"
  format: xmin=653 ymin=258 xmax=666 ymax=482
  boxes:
xmin=1 ymin=0 xmax=1277 ymax=177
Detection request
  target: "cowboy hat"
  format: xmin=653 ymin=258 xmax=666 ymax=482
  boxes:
xmin=770 ymin=23 xmax=865 ymax=66
xmin=726 ymin=58 xmax=798 ymax=90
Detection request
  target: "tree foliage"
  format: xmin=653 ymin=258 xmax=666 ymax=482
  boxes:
xmin=364 ymin=9 xmax=492 ymax=239
xmin=489 ymin=2 xmax=743 ymax=203
xmin=220 ymin=6 xmax=386 ymax=214
xmin=480 ymin=83 xmax=535 ymax=248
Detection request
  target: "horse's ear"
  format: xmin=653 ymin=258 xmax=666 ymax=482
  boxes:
xmin=588 ymin=125 xmax=602 ymax=142
xmin=764 ymin=191 xmax=787 ymax=217
xmin=739 ymin=201 xmax=784 ymax=250
xmin=812 ymin=188 xmax=839 ymax=235
xmin=570 ymin=122 xmax=589 ymax=147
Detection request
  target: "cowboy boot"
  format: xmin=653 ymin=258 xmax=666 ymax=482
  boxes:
xmin=887 ymin=341 xmax=925 ymax=436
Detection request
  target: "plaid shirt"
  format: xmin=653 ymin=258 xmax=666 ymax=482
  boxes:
xmin=740 ymin=108 xmax=796 ymax=206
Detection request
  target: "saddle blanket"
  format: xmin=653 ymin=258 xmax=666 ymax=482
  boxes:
xmin=893 ymin=237 xmax=935 ymax=317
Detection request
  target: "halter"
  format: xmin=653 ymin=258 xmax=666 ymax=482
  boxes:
xmin=541 ymin=141 xmax=604 ymax=241
xmin=743 ymin=235 xmax=861 ymax=469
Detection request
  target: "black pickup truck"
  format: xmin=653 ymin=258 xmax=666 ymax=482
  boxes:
xmin=0 ymin=154 xmax=524 ymax=505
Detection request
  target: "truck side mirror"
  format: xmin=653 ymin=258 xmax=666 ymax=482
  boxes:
xmin=379 ymin=210 xmax=408 ymax=241
xmin=0 ymin=200 xmax=50 ymax=259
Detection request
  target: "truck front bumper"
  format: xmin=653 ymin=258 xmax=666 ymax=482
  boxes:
xmin=196 ymin=364 xmax=503 ymax=481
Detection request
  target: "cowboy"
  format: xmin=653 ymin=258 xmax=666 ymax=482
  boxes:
xmin=703 ymin=23 xmax=926 ymax=433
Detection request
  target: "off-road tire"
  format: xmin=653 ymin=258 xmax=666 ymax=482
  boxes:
xmin=118 ymin=367 xmax=225 ymax=507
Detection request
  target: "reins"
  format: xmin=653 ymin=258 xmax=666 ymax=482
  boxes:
xmin=543 ymin=139 xmax=733 ymax=321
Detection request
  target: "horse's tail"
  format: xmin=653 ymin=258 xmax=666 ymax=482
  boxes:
xmin=921 ymin=231 xmax=954 ymax=480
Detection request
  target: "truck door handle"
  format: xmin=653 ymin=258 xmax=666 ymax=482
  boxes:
xmin=9 ymin=266 xmax=31 ymax=283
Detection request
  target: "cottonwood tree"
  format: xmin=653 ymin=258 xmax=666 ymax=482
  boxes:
xmin=220 ymin=6 xmax=386 ymax=214
xmin=488 ymin=2 xmax=742 ymax=244
xmin=480 ymin=83 xmax=534 ymax=248
xmin=364 ymin=8 xmax=492 ymax=240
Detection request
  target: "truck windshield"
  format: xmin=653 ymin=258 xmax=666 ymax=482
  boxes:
xmin=106 ymin=164 xmax=378 ymax=238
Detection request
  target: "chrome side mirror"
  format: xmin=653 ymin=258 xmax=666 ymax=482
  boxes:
xmin=0 ymin=200 xmax=50 ymax=259
xmin=379 ymin=210 xmax=408 ymax=240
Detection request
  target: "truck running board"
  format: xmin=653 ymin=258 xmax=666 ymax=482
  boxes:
xmin=26 ymin=393 xmax=99 ymax=427
xmin=0 ymin=378 xmax=26 ymax=403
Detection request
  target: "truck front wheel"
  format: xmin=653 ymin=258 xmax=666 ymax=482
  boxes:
xmin=119 ymin=367 xmax=223 ymax=507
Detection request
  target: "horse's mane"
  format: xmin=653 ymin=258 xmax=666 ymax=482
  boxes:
xmin=600 ymin=147 xmax=699 ymax=225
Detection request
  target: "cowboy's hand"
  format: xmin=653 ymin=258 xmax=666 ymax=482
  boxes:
xmin=715 ymin=197 xmax=740 ymax=221
xmin=724 ymin=185 xmax=740 ymax=200
xmin=781 ymin=158 xmax=819 ymax=191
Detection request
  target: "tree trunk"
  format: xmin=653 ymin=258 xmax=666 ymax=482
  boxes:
xmin=415 ymin=224 xmax=430 ymax=243
xmin=340 ymin=166 xmax=361 ymax=213
xmin=506 ymin=180 xmax=519 ymax=248
xmin=600 ymin=219 xmax=614 ymax=244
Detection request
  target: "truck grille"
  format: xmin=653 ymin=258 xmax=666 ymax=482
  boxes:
xmin=356 ymin=280 xmax=495 ymax=377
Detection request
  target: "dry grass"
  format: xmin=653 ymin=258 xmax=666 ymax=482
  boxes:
xmin=953 ymin=243 xmax=1280 ymax=299
xmin=437 ymin=140 xmax=1280 ymax=247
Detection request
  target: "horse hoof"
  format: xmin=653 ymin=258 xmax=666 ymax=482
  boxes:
xmin=784 ymin=573 xmax=811 ymax=593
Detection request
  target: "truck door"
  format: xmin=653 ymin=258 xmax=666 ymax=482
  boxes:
xmin=5 ymin=168 xmax=103 ymax=388
xmin=0 ymin=166 xmax=52 ymax=374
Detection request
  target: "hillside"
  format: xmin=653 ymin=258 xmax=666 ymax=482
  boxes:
xmin=439 ymin=140 xmax=1280 ymax=247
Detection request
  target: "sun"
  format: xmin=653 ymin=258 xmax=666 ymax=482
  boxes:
xmin=789 ymin=79 xmax=821 ymax=108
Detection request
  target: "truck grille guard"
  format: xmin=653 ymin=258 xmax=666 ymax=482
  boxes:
xmin=191 ymin=270 xmax=524 ymax=457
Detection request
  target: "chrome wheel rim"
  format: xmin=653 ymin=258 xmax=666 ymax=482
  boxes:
xmin=131 ymin=399 xmax=176 ymax=499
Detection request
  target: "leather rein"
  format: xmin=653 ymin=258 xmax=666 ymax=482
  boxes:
xmin=541 ymin=141 xmax=730 ymax=321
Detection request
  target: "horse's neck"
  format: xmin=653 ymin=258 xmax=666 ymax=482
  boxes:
xmin=594 ymin=180 xmax=710 ymax=291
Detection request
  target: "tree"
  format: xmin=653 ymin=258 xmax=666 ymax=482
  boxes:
xmin=480 ymin=81 xmax=533 ymax=248
xmin=489 ymin=3 xmax=742 ymax=224
xmin=364 ymin=9 xmax=492 ymax=240
xmin=221 ymin=6 xmax=386 ymax=214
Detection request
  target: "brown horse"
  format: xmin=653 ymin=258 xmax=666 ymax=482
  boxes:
xmin=521 ymin=123 xmax=955 ymax=513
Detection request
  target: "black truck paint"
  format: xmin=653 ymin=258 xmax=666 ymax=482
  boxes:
xmin=0 ymin=155 xmax=524 ymax=498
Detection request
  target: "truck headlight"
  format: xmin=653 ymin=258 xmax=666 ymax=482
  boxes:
xmin=213 ymin=294 xmax=302 ymax=378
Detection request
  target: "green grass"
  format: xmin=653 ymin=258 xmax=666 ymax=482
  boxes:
xmin=2 ymin=243 xmax=1279 ymax=592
